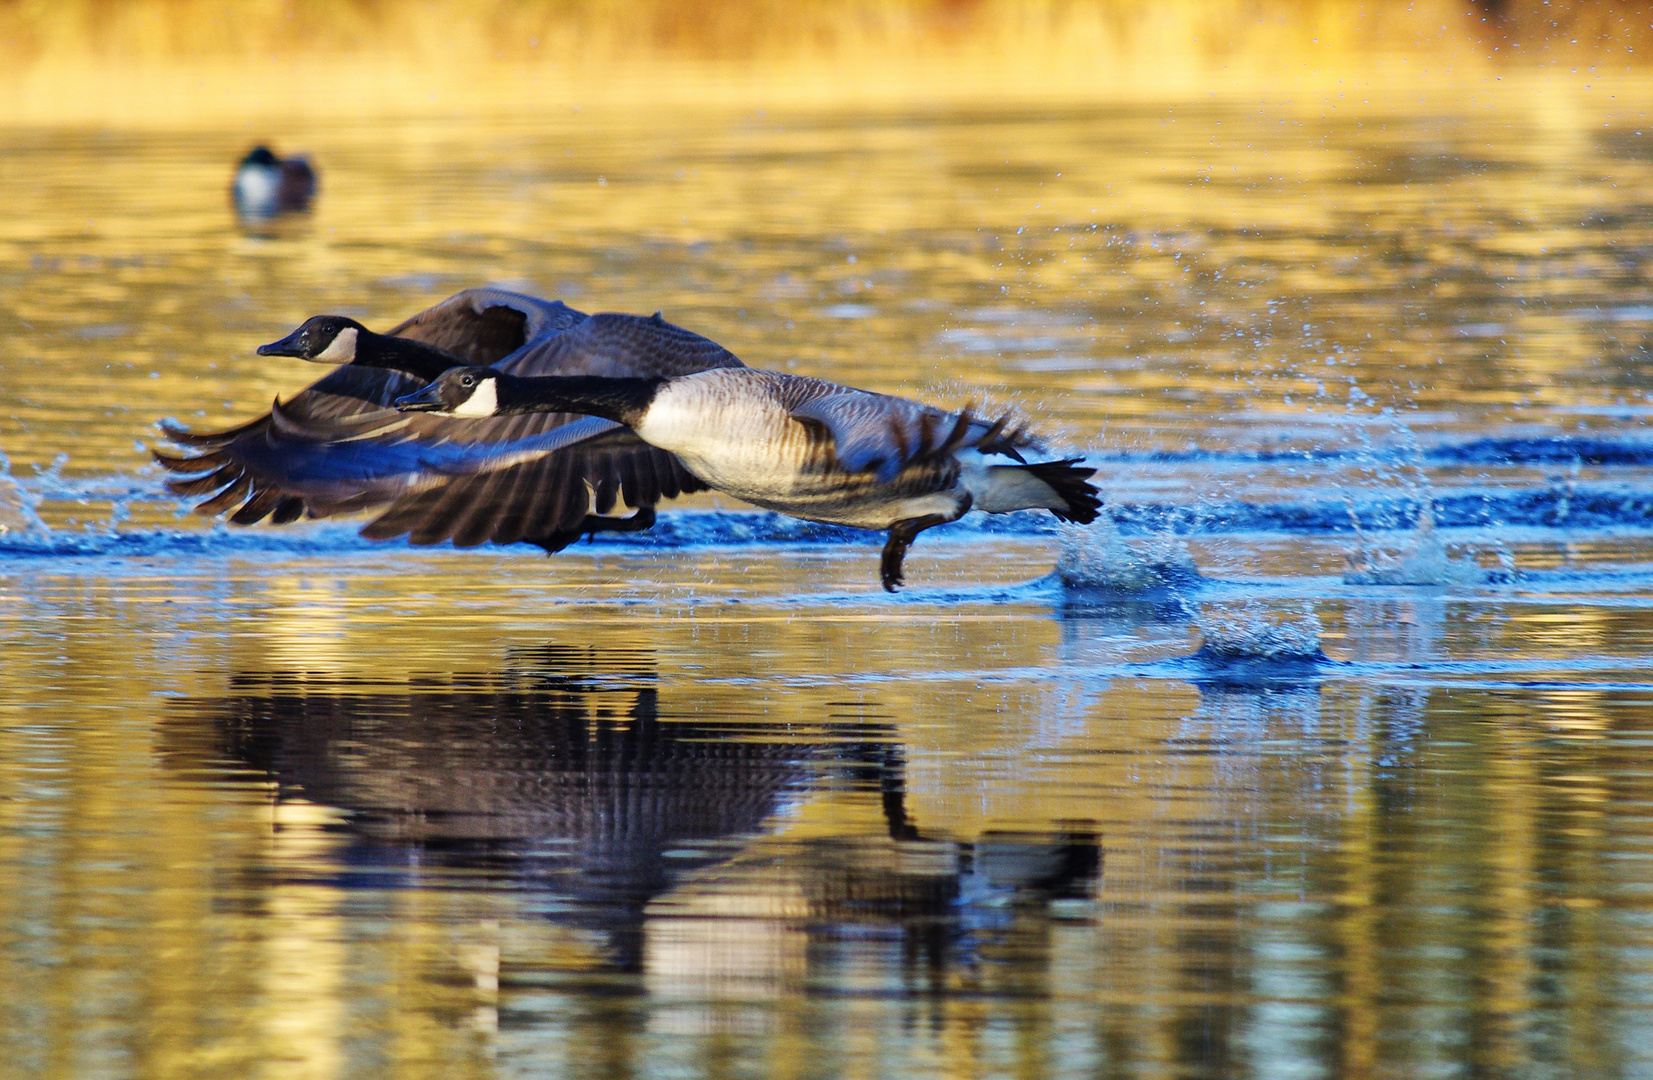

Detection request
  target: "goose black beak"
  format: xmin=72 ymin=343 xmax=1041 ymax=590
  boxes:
xmin=256 ymin=329 xmax=308 ymax=358
xmin=393 ymin=385 xmax=444 ymax=412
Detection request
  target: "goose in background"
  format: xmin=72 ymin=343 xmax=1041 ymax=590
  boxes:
xmin=154 ymin=287 xmax=728 ymax=552
xmin=232 ymin=146 xmax=318 ymax=218
xmin=395 ymin=366 xmax=1101 ymax=590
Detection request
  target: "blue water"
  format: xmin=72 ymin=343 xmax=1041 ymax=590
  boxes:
xmin=8 ymin=430 xmax=1653 ymax=553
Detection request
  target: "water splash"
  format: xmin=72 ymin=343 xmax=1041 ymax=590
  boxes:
xmin=1055 ymin=509 xmax=1201 ymax=592
xmin=1342 ymin=500 xmax=1487 ymax=586
xmin=1194 ymin=601 xmax=1326 ymax=662
xmin=1550 ymin=455 xmax=1583 ymax=526
xmin=0 ymin=449 xmax=50 ymax=539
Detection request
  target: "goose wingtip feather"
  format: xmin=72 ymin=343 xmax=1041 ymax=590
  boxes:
xmin=153 ymin=289 xmax=720 ymax=551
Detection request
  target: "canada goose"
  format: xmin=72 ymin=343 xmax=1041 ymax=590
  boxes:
xmin=232 ymin=146 xmax=317 ymax=218
xmin=395 ymin=366 xmax=1101 ymax=590
xmin=253 ymin=315 xmax=469 ymax=382
xmin=154 ymin=287 xmax=724 ymax=551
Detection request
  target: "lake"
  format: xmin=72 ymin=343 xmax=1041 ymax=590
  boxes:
xmin=3 ymin=12 xmax=1653 ymax=1078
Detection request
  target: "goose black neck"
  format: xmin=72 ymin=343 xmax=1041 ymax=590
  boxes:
xmin=358 ymin=332 xmax=468 ymax=382
xmin=495 ymin=374 xmax=665 ymax=427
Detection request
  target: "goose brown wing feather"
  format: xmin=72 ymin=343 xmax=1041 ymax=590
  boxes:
xmin=492 ymin=311 xmax=745 ymax=379
xmin=482 ymin=463 xmax=541 ymax=547
xmin=447 ymin=470 xmax=520 ymax=549
xmin=405 ymin=489 xmax=472 ymax=547
xmin=195 ymin=474 xmax=253 ymax=517
xmin=269 ymin=496 xmax=306 ymax=525
xmin=613 ymin=450 xmax=643 ymax=506
xmin=591 ymin=457 xmax=620 ymax=515
xmin=383 ymin=286 xmax=588 ymax=365
xmin=354 ymin=434 xmax=705 ymax=550
xmin=787 ymin=385 xmax=1043 ymax=483
xmin=165 ymin=463 xmax=242 ymax=497
xmin=154 ymin=447 xmax=231 ymax=473
xmin=229 ymin=484 xmax=286 ymax=525
xmin=538 ymin=454 xmax=586 ymax=541
xmin=159 ymin=413 xmax=269 ymax=447
xmin=155 ymin=298 xmax=737 ymax=546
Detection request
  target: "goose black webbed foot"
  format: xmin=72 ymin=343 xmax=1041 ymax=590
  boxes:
xmin=880 ymin=511 xmax=954 ymax=592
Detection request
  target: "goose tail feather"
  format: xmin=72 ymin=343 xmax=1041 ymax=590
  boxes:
xmin=1021 ymin=458 xmax=1103 ymax=524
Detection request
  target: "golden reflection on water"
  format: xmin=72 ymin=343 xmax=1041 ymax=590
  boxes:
xmin=3 ymin=551 xmax=1651 ymax=1076
xmin=7 ymin=69 xmax=1653 ymax=487
xmin=4 ymin=4 xmax=1653 ymax=1078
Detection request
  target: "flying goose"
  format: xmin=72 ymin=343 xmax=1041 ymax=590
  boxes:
xmin=395 ymin=366 xmax=1101 ymax=590
xmin=251 ymin=314 xmax=469 ymax=382
xmin=154 ymin=287 xmax=729 ymax=551
xmin=232 ymin=146 xmax=318 ymax=219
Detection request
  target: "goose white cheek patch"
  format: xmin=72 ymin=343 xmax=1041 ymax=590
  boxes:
xmin=313 ymin=327 xmax=358 ymax=363
xmin=450 ymin=379 xmax=499 ymax=418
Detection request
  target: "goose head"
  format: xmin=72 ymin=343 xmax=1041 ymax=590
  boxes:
xmin=393 ymin=367 xmax=501 ymax=417
xmin=257 ymin=316 xmax=369 ymax=364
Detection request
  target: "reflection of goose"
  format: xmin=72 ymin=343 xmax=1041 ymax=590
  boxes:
xmin=648 ymin=824 xmax=1101 ymax=1001
xmin=165 ymin=645 xmax=835 ymax=968
xmin=784 ymin=825 xmax=1101 ymax=918
xmin=165 ymin=643 xmax=1103 ymax=983
xmin=232 ymin=146 xmax=316 ymax=218
xmin=396 ymin=365 xmax=1102 ymax=589
xmin=183 ymin=650 xmax=796 ymax=852
xmin=154 ymin=287 xmax=721 ymax=552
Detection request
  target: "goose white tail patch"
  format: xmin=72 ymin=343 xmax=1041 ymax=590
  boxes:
xmin=962 ymin=456 xmax=1065 ymax=514
xmin=451 ymin=378 xmax=499 ymax=418
xmin=313 ymin=327 xmax=358 ymax=363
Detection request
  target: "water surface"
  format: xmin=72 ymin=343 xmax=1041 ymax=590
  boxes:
xmin=3 ymin=72 xmax=1653 ymax=1079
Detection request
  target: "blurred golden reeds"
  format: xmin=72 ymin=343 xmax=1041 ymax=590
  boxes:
xmin=1 ymin=0 xmax=1649 ymax=125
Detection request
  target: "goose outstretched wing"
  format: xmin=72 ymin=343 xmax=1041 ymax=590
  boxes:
xmin=383 ymin=285 xmax=586 ymax=365
xmin=156 ymin=300 xmax=744 ymax=551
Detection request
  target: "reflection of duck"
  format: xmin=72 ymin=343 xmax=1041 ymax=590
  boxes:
xmin=154 ymin=287 xmax=716 ymax=552
xmin=232 ymin=146 xmax=317 ymax=218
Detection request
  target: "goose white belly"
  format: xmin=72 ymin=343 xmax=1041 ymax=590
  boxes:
xmin=632 ymin=373 xmax=964 ymax=528
xmin=631 ymin=377 xmax=800 ymax=496
xmin=632 ymin=372 xmax=1065 ymax=530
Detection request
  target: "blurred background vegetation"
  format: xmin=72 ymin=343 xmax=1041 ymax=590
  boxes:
xmin=1 ymin=0 xmax=1649 ymax=122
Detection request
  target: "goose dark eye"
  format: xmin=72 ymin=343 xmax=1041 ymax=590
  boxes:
xmin=460 ymin=375 xmax=475 ymax=387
